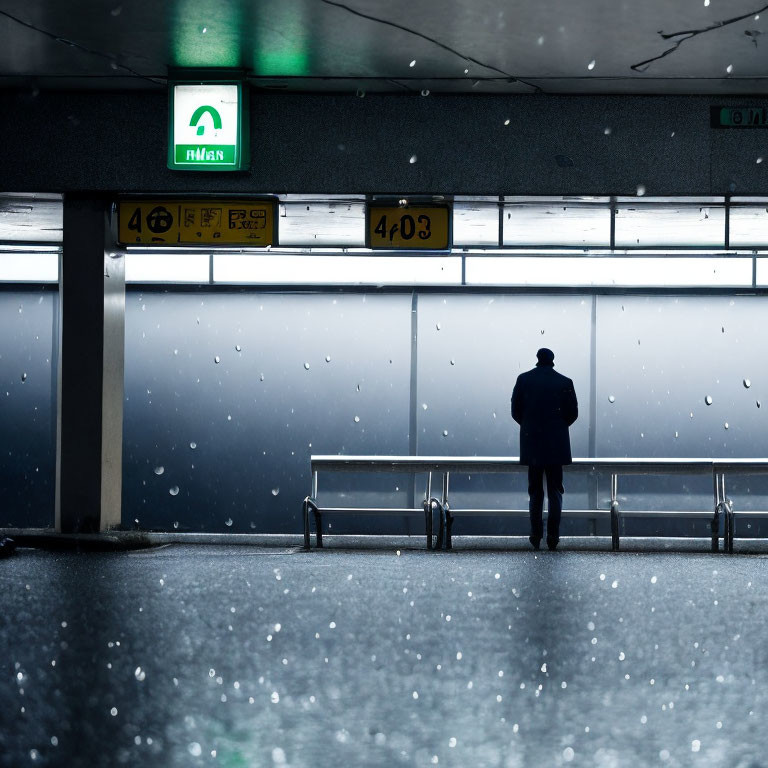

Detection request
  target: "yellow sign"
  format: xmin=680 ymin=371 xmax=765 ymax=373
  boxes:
xmin=368 ymin=205 xmax=450 ymax=249
xmin=118 ymin=200 xmax=275 ymax=245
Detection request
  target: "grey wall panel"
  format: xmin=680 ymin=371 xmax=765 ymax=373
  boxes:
xmin=122 ymin=291 xmax=411 ymax=533
xmin=415 ymin=294 xmax=591 ymax=532
xmin=0 ymin=91 xmax=752 ymax=196
xmin=596 ymin=295 xmax=768 ymax=512
xmin=0 ymin=290 xmax=56 ymax=527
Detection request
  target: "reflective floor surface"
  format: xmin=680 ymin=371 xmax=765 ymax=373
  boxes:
xmin=2 ymin=539 xmax=767 ymax=767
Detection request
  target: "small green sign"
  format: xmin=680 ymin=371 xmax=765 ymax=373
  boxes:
xmin=168 ymin=78 xmax=249 ymax=171
xmin=711 ymin=106 xmax=768 ymax=129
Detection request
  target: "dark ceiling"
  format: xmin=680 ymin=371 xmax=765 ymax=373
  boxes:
xmin=0 ymin=0 xmax=767 ymax=94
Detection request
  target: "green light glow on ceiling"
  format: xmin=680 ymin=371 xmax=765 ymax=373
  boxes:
xmin=253 ymin=2 xmax=311 ymax=76
xmin=170 ymin=0 xmax=243 ymax=68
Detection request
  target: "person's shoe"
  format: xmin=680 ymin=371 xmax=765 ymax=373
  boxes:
xmin=546 ymin=536 xmax=558 ymax=551
xmin=529 ymin=536 xmax=541 ymax=551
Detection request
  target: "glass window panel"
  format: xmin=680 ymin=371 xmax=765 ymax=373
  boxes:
xmin=122 ymin=291 xmax=412 ymax=533
xmin=0 ymin=289 xmax=56 ymax=526
xmin=0 ymin=249 xmax=59 ymax=282
xmin=278 ymin=200 xmax=366 ymax=246
xmin=614 ymin=202 xmax=725 ymax=247
xmin=415 ymin=293 xmax=591 ymax=527
xmin=125 ymin=252 xmax=210 ymax=283
xmin=453 ymin=197 xmax=499 ymax=246
xmin=595 ymin=296 xmax=768 ymax=511
xmin=503 ymin=202 xmax=610 ymax=247
xmin=466 ymin=256 xmax=752 ymax=287
xmin=729 ymin=205 xmax=768 ymax=248
xmin=0 ymin=194 xmax=62 ymax=242
xmin=214 ymin=253 xmax=462 ymax=284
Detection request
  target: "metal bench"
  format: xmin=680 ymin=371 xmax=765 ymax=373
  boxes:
xmin=303 ymin=456 xmax=768 ymax=552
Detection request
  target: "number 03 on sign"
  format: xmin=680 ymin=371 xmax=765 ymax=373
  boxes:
xmin=367 ymin=205 xmax=450 ymax=250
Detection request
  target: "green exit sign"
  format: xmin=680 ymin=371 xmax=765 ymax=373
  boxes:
xmin=168 ymin=76 xmax=249 ymax=171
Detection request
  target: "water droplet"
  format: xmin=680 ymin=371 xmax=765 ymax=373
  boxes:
xmin=409 ymin=59 xmax=416 ymax=67
xmin=110 ymin=707 xmax=118 ymax=716
xmin=173 ymin=521 xmax=179 ymax=529
xmin=604 ymin=126 xmax=612 ymax=135
xmin=235 ymin=344 xmax=241 ymax=352
xmin=421 ymin=89 xmax=430 ymax=96
xmin=260 ymin=373 xmax=265 ymax=381
xmin=536 ymin=36 xmax=544 ymax=45
xmin=724 ymin=422 xmax=729 ymax=430
xmin=190 ymin=442 xmax=197 ymax=449
xmin=563 ymin=747 xmax=575 ymax=762
xmin=608 ymin=395 xmax=615 ymax=403
xmin=201 ymin=26 xmax=207 ymax=34
xmin=442 ymin=429 xmax=449 ymax=437
xmin=757 ymin=400 xmax=761 ymax=408
xmin=154 ymin=466 xmax=164 ymax=475
xmin=304 ymin=362 xmax=310 ymax=370
xmin=272 ymin=747 xmax=287 ymax=764
xmin=705 ymin=395 xmax=713 ymax=405
xmin=422 ymin=403 xmax=428 ymax=410
xmin=504 ymin=118 xmax=511 ymax=126
xmin=409 ymin=155 xmax=418 ymax=164
xmin=134 ymin=666 xmax=146 ymax=681
xmin=692 ymin=740 xmax=701 ymax=752
xmin=744 ymin=378 xmax=751 ymax=388
xmin=587 ymin=60 xmax=596 ymax=70
xmin=21 ymin=372 xmax=27 ymax=382
xmin=726 ymin=64 xmax=733 ymax=74
xmin=636 ymin=184 xmax=646 ymax=196
xmin=272 ymin=487 xmax=280 ymax=496
xmin=110 ymin=6 xmax=122 ymax=15
xmin=757 ymin=157 xmax=764 ymax=164
xmin=225 ymin=518 xmax=233 ymax=527
xmin=354 ymin=416 xmax=360 ymax=423
xmin=169 ymin=486 xmax=179 ymax=496
xmin=214 ymin=356 xmax=220 ymax=364
xmin=188 ymin=742 xmax=202 ymax=756
xmin=356 ymin=88 xmax=365 ymax=98
xmin=436 ymin=322 xmax=441 ymax=330
xmin=325 ymin=355 xmax=331 ymax=362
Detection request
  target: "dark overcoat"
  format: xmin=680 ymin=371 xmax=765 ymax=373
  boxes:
xmin=511 ymin=366 xmax=578 ymax=466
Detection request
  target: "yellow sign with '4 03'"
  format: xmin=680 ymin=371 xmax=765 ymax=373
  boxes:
xmin=367 ymin=205 xmax=450 ymax=250
xmin=118 ymin=200 xmax=275 ymax=245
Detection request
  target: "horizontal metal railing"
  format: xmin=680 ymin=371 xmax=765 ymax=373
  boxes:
xmin=304 ymin=456 xmax=768 ymax=553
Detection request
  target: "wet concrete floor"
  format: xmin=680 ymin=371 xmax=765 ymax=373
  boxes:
xmin=2 ymin=539 xmax=767 ymax=767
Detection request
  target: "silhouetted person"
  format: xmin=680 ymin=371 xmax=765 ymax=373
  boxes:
xmin=511 ymin=348 xmax=578 ymax=551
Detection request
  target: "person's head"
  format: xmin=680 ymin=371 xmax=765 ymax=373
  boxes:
xmin=536 ymin=348 xmax=555 ymax=367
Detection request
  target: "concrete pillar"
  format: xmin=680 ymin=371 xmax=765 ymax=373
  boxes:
xmin=56 ymin=195 xmax=124 ymax=533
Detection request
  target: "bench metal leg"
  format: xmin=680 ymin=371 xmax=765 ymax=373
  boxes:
xmin=445 ymin=507 xmax=453 ymax=550
xmin=712 ymin=473 xmax=725 ymax=553
xmin=314 ymin=509 xmax=323 ymax=548
xmin=434 ymin=500 xmax=445 ymax=550
xmin=302 ymin=496 xmax=313 ymax=550
xmin=610 ymin=474 xmax=620 ymax=551
xmin=424 ymin=498 xmax=433 ymax=550
xmin=727 ymin=502 xmax=735 ymax=554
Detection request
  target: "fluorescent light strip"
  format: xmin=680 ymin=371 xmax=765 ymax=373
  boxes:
xmin=213 ymin=253 xmax=462 ymax=284
xmin=466 ymin=256 xmax=753 ymax=287
xmin=125 ymin=252 xmax=210 ymax=283
xmin=0 ymin=250 xmax=59 ymax=282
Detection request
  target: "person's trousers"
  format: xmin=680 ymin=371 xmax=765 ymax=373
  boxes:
xmin=528 ymin=464 xmax=564 ymax=542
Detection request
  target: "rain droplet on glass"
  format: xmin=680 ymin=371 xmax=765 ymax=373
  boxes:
xmin=154 ymin=466 xmax=164 ymax=475
xmin=724 ymin=422 xmax=729 ymax=430
xmin=354 ymin=416 xmax=360 ymax=423
xmin=744 ymin=378 xmax=751 ymax=388
xmin=272 ymin=487 xmax=280 ymax=496
xmin=587 ymin=60 xmax=596 ymax=70
xmin=726 ymin=64 xmax=733 ymax=74
xmin=409 ymin=59 xmax=416 ymax=67
xmin=190 ymin=442 xmax=197 ymax=449
xmin=436 ymin=322 xmax=441 ymax=330
xmin=325 ymin=355 xmax=331 ymax=362
xmin=134 ymin=666 xmax=146 ymax=681
xmin=409 ymin=155 xmax=418 ymax=164
xmin=705 ymin=395 xmax=713 ymax=405
xmin=421 ymin=89 xmax=430 ymax=96
xmin=636 ymin=184 xmax=646 ymax=196
xmin=608 ymin=395 xmax=615 ymax=403
xmin=442 ymin=429 xmax=449 ymax=437
xmin=304 ymin=362 xmax=310 ymax=370
xmin=235 ymin=344 xmax=241 ymax=352
xmin=450 ymin=359 xmax=455 ymax=366
xmin=604 ymin=126 xmax=612 ymax=135
xmin=504 ymin=118 xmax=510 ymax=126
xmin=356 ymin=88 xmax=365 ymax=98
xmin=169 ymin=486 xmax=179 ymax=496
xmin=173 ymin=521 xmax=179 ymax=529
xmin=214 ymin=355 xmax=220 ymax=364
xmin=225 ymin=518 xmax=233 ymax=527
xmin=21 ymin=372 xmax=27 ymax=382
